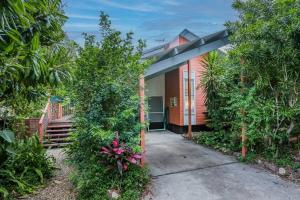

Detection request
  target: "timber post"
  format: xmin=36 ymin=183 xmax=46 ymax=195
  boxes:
xmin=139 ymin=75 xmax=146 ymax=167
xmin=187 ymin=60 xmax=193 ymax=139
xmin=240 ymin=60 xmax=247 ymax=158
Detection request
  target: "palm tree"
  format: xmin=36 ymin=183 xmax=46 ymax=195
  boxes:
xmin=201 ymin=51 xmax=223 ymax=110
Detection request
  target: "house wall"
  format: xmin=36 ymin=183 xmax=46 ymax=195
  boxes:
xmin=179 ymin=55 xmax=207 ymax=125
xmin=165 ymin=56 xmax=207 ymax=127
xmin=165 ymin=69 xmax=182 ymax=126
xmin=165 ymin=35 xmax=207 ymax=127
xmin=145 ymin=33 xmax=206 ymax=129
xmin=168 ymin=36 xmax=189 ymax=49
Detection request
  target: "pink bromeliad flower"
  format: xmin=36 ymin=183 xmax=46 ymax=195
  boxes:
xmin=101 ymin=147 xmax=111 ymax=154
xmin=113 ymin=148 xmax=125 ymax=155
xmin=100 ymin=137 xmax=142 ymax=175
xmin=112 ymin=139 xmax=119 ymax=148
xmin=127 ymin=156 xmax=137 ymax=164
xmin=132 ymin=154 xmax=142 ymax=159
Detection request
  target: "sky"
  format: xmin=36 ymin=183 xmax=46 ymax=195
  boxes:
xmin=62 ymin=0 xmax=238 ymax=48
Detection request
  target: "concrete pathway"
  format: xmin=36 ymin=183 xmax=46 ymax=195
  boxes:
xmin=144 ymin=131 xmax=300 ymax=200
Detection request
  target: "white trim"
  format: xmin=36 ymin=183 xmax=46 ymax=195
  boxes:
xmin=183 ymin=71 xmax=196 ymax=125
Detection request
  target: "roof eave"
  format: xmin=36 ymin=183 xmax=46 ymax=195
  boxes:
xmin=145 ymin=30 xmax=229 ymax=79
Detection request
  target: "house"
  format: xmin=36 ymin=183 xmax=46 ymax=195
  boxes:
xmin=142 ymin=29 xmax=230 ymax=134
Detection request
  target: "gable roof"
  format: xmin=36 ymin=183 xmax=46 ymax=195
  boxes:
xmin=179 ymin=29 xmax=199 ymax=41
xmin=142 ymin=29 xmax=198 ymax=60
xmin=145 ymin=29 xmax=230 ymax=79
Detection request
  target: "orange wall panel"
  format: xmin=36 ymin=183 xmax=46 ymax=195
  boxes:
xmin=180 ymin=55 xmax=207 ymax=125
xmin=168 ymin=36 xmax=189 ymax=49
xmin=165 ymin=69 xmax=181 ymax=126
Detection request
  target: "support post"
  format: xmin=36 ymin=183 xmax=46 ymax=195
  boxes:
xmin=58 ymin=103 xmax=63 ymax=119
xmin=240 ymin=60 xmax=247 ymax=158
xmin=241 ymin=121 xmax=247 ymax=158
xmin=139 ymin=75 xmax=146 ymax=167
xmin=187 ymin=60 xmax=193 ymax=139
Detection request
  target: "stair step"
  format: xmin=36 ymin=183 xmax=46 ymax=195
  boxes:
xmin=43 ymin=138 xmax=71 ymax=143
xmin=43 ymin=142 xmax=71 ymax=148
xmin=44 ymin=133 xmax=70 ymax=138
xmin=47 ymin=124 xmax=73 ymax=129
xmin=46 ymin=129 xmax=75 ymax=133
xmin=49 ymin=120 xmax=74 ymax=124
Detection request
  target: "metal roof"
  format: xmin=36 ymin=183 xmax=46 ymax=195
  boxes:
xmin=144 ymin=29 xmax=230 ymax=79
xmin=179 ymin=29 xmax=199 ymax=41
xmin=142 ymin=29 xmax=199 ymax=60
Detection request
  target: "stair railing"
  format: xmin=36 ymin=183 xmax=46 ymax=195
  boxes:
xmin=38 ymin=98 xmax=74 ymax=143
xmin=38 ymin=99 xmax=52 ymax=143
xmin=62 ymin=103 xmax=74 ymax=117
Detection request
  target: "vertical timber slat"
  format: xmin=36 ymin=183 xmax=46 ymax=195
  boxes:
xmin=58 ymin=103 xmax=63 ymax=119
xmin=139 ymin=76 xmax=146 ymax=167
xmin=187 ymin=60 xmax=193 ymax=139
xmin=240 ymin=59 xmax=247 ymax=158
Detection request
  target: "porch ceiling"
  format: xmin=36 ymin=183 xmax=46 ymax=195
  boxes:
xmin=144 ymin=29 xmax=230 ymax=80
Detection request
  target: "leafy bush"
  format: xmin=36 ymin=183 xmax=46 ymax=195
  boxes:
xmin=0 ymin=135 xmax=55 ymax=199
xmin=70 ymin=155 xmax=149 ymax=200
xmin=0 ymin=0 xmax=75 ymax=138
xmin=193 ymin=131 xmax=240 ymax=153
xmin=0 ymin=130 xmax=15 ymax=165
xmin=67 ymin=124 xmax=148 ymax=199
xmin=0 ymin=1 xmax=70 ymax=198
xmin=199 ymin=0 xmax=300 ymax=168
xmin=67 ymin=12 xmax=150 ymax=199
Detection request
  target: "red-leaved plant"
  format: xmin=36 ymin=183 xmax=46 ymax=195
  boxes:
xmin=100 ymin=137 xmax=142 ymax=176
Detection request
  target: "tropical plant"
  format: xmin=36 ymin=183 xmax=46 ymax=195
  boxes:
xmin=0 ymin=0 xmax=74 ymax=130
xmin=0 ymin=135 xmax=54 ymax=199
xmin=0 ymin=0 xmax=70 ymax=198
xmin=198 ymin=0 xmax=300 ymax=166
xmin=100 ymin=136 xmax=142 ymax=176
xmin=0 ymin=130 xmax=15 ymax=165
xmin=201 ymin=51 xmax=223 ymax=108
xmin=0 ymin=0 xmax=69 ymax=97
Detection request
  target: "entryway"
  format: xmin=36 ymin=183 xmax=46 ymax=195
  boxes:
xmin=144 ymin=131 xmax=300 ymax=200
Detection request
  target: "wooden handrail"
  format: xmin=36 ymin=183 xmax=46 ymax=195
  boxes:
xmin=62 ymin=103 xmax=74 ymax=117
xmin=38 ymin=98 xmax=74 ymax=143
xmin=38 ymin=99 xmax=51 ymax=143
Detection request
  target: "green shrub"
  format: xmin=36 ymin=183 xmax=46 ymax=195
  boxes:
xmin=70 ymin=154 xmax=149 ymax=200
xmin=0 ymin=135 xmax=55 ymax=199
xmin=199 ymin=0 xmax=300 ymax=168
xmin=193 ymin=131 xmax=240 ymax=153
xmin=67 ymin=12 xmax=150 ymax=199
xmin=67 ymin=125 xmax=148 ymax=199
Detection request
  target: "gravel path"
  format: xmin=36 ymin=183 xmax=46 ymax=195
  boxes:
xmin=21 ymin=149 xmax=76 ymax=200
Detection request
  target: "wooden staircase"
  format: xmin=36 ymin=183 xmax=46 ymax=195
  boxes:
xmin=38 ymin=99 xmax=75 ymax=148
xmin=43 ymin=120 xmax=74 ymax=148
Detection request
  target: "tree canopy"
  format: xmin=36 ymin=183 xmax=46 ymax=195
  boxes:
xmin=0 ymin=0 xmax=72 ymax=101
xmin=201 ymin=0 xmax=300 ymax=159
